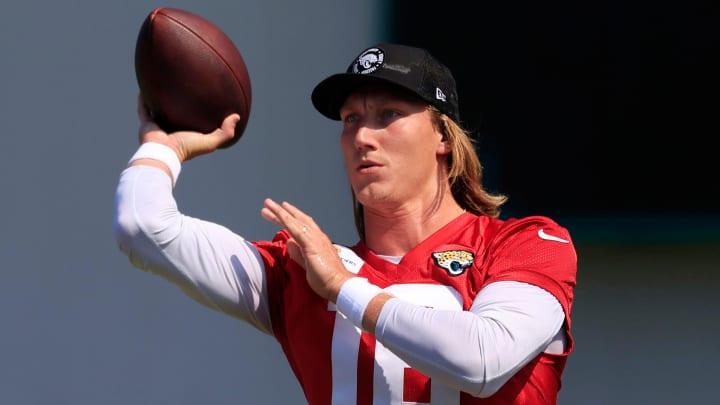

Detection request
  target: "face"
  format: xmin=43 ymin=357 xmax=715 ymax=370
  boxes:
xmin=339 ymin=86 xmax=449 ymax=211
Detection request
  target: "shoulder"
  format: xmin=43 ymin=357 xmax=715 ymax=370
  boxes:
xmin=489 ymin=215 xmax=572 ymax=247
xmin=480 ymin=215 xmax=578 ymax=318
xmin=481 ymin=215 xmax=577 ymax=282
xmin=483 ymin=215 xmax=577 ymax=288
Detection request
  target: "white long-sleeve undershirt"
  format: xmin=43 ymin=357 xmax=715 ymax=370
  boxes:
xmin=374 ymin=283 xmax=565 ymax=397
xmin=114 ymin=163 xmax=565 ymax=398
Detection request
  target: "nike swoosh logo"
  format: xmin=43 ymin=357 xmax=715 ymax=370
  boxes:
xmin=538 ymin=229 xmax=570 ymax=243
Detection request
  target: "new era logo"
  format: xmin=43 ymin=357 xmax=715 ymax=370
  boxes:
xmin=435 ymin=88 xmax=446 ymax=102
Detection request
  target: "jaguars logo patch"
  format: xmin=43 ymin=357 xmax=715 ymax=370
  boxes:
xmin=432 ymin=250 xmax=475 ymax=276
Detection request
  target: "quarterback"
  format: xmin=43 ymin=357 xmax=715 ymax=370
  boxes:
xmin=114 ymin=43 xmax=577 ymax=404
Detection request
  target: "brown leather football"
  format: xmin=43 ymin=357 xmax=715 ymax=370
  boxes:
xmin=135 ymin=8 xmax=251 ymax=148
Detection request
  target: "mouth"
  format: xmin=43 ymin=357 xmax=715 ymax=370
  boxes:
xmin=356 ymin=160 xmax=382 ymax=174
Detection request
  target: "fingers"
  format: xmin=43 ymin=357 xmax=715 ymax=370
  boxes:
xmin=180 ymin=113 xmax=240 ymax=159
xmin=136 ymin=93 xmax=165 ymax=143
xmin=133 ymin=99 xmax=242 ymax=161
xmin=261 ymin=198 xmax=315 ymax=239
xmin=286 ymin=239 xmax=304 ymax=266
xmin=137 ymin=93 xmax=150 ymax=121
xmin=280 ymin=200 xmax=309 ymax=220
xmin=261 ymin=198 xmax=293 ymax=230
xmin=261 ymin=198 xmax=351 ymax=302
xmin=204 ymin=113 xmax=240 ymax=148
xmin=221 ymin=113 xmax=241 ymax=134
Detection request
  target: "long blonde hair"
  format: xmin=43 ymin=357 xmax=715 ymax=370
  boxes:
xmin=352 ymin=107 xmax=507 ymax=240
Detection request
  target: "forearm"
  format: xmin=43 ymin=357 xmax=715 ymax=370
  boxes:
xmin=113 ymin=161 xmax=272 ymax=333
xmin=338 ymin=280 xmax=565 ymax=397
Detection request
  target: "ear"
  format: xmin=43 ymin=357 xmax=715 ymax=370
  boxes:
xmin=434 ymin=115 xmax=452 ymax=155
xmin=436 ymin=138 xmax=451 ymax=156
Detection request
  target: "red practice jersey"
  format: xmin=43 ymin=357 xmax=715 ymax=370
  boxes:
xmin=252 ymin=212 xmax=577 ymax=405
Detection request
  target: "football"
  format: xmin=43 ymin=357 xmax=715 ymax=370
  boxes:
xmin=135 ymin=7 xmax=252 ymax=148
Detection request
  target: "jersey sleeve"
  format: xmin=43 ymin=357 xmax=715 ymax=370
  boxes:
xmin=113 ymin=165 xmax=273 ymax=335
xmin=482 ymin=216 xmax=577 ymax=327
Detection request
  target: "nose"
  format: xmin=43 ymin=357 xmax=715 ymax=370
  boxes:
xmin=353 ymin=124 xmax=378 ymax=151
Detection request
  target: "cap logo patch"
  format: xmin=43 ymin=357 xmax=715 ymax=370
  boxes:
xmin=352 ymin=47 xmax=385 ymax=75
xmin=435 ymin=88 xmax=447 ymax=102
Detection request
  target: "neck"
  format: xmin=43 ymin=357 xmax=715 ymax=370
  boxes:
xmin=362 ymin=191 xmax=465 ymax=256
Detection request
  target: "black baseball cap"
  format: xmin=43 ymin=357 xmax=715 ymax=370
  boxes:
xmin=311 ymin=43 xmax=460 ymax=123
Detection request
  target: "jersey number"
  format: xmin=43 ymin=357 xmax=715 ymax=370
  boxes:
xmin=330 ymin=284 xmax=463 ymax=404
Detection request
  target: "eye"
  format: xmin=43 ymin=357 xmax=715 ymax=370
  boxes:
xmin=343 ymin=113 xmax=359 ymax=124
xmin=382 ymin=109 xmax=400 ymax=120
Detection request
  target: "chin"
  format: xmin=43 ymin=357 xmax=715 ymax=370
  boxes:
xmin=354 ymin=185 xmax=394 ymax=208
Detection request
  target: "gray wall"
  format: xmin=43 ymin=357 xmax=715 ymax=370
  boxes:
xmin=1 ymin=1 xmax=380 ymax=403
xmin=560 ymin=242 xmax=720 ymax=404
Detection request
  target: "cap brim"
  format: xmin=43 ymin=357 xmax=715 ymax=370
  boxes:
xmin=311 ymin=74 xmax=415 ymax=121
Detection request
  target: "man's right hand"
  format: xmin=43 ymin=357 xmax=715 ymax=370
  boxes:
xmin=136 ymin=93 xmax=240 ymax=164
